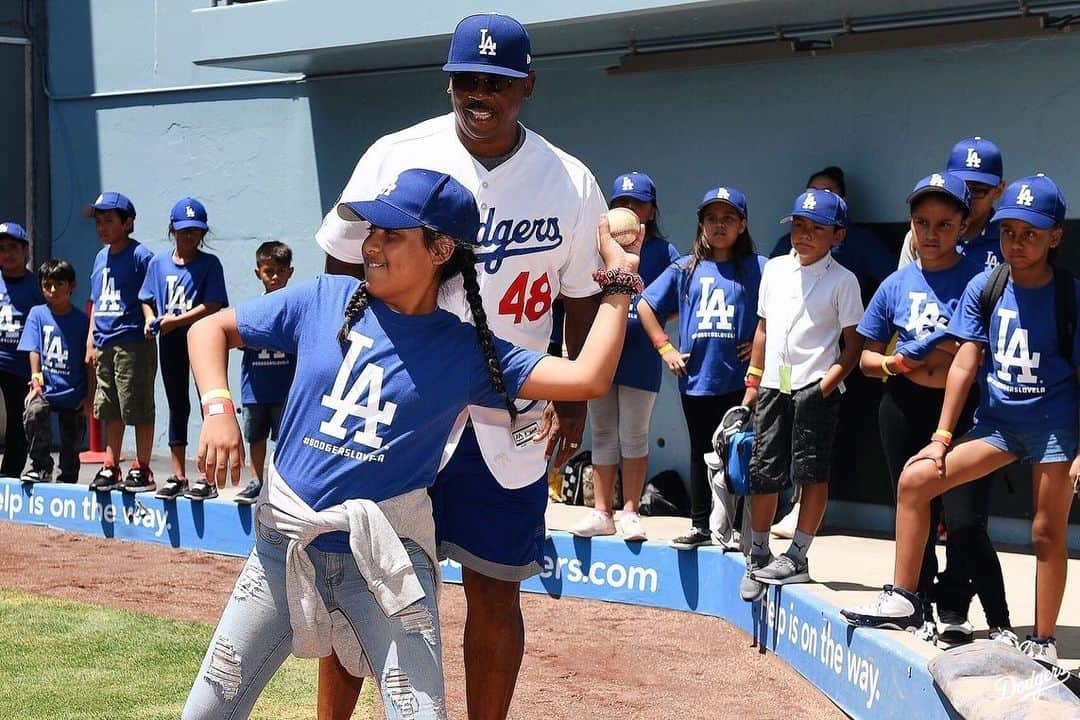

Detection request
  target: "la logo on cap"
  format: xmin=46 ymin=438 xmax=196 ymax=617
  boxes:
xmin=95 ymin=193 xmax=105 ymax=204
xmin=0 ymin=224 xmax=7 ymax=234
xmin=185 ymin=205 xmax=196 ymax=218
xmin=380 ymin=177 xmax=399 ymax=197
xmin=716 ymin=188 xmax=730 ymax=200
xmin=1016 ymin=184 xmax=1035 ymax=206
xmin=802 ymin=193 xmax=817 ymax=210
xmin=478 ymin=28 xmax=497 ymax=56
xmin=621 ymin=177 xmax=634 ymax=191
xmin=965 ymin=148 xmax=981 ymax=169
xmin=930 ymin=173 xmax=946 ymax=187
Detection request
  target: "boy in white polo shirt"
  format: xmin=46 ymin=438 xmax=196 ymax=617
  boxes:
xmin=740 ymin=189 xmax=864 ymax=601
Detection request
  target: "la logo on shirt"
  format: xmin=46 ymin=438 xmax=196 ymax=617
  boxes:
xmin=319 ymin=331 xmax=397 ymax=451
xmin=0 ymin=294 xmax=19 ymax=338
xmin=97 ymin=267 xmax=123 ymax=315
xmin=904 ymin=291 xmax=944 ymax=338
xmin=993 ymin=308 xmax=1041 ymax=388
xmin=164 ymin=275 xmax=193 ymax=315
xmin=695 ymin=277 xmax=735 ymax=334
xmin=42 ymin=324 xmax=70 ymax=374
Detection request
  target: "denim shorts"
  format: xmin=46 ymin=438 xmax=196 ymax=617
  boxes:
xmin=964 ymin=423 xmax=1078 ymax=464
xmin=241 ymin=403 xmax=284 ymax=444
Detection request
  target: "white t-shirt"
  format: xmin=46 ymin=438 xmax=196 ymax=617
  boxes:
xmin=757 ymin=251 xmax=864 ymax=391
xmin=898 ymin=229 xmax=917 ymax=268
xmin=315 ymin=113 xmax=606 ymax=488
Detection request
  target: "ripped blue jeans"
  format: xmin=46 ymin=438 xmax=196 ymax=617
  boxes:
xmin=182 ymin=520 xmax=445 ymax=719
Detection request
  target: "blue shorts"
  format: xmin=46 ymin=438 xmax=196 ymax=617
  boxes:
xmin=241 ymin=403 xmax=283 ymax=444
xmin=964 ymin=423 xmax=1078 ymax=464
xmin=429 ymin=426 xmax=547 ymax=582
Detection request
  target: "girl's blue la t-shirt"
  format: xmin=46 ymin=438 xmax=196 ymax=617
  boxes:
xmin=858 ymin=253 xmax=984 ymax=345
xmin=641 ymin=255 xmax=765 ymax=396
xmin=0 ymin=273 xmax=45 ymax=377
xmin=613 ymin=235 xmax=681 ymax=393
xmin=235 ymin=275 xmax=545 ymax=552
xmin=948 ymin=270 xmax=1080 ymax=431
xmin=17 ymin=304 xmax=90 ymax=409
xmin=138 ymin=251 xmax=229 ymax=318
xmin=90 ymin=240 xmax=154 ymax=347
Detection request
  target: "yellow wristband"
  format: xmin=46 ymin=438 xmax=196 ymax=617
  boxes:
xmin=31 ymin=372 xmax=44 ymax=385
xmin=934 ymin=428 xmax=953 ymax=440
xmin=747 ymin=366 xmax=764 ymax=378
xmin=656 ymin=343 xmax=675 ymax=356
xmin=200 ymin=388 xmax=232 ymax=404
xmin=881 ymin=356 xmax=896 ymax=377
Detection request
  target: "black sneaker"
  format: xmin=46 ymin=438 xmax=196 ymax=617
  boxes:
xmin=21 ymin=468 xmax=53 ymax=484
xmin=670 ymin=527 xmax=712 ymax=550
xmin=938 ymin=610 xmax=974 ymax=646
xmin=89 ymin=465 xmax=122 ymax=492
xmin=185 ymin=478 xmax=219 ymax=501
xmin=155 ymin=476 xmax=188 ymax=500
xmin=234 ymin=480 xmax=262 ymax=505
xmin=56 ymin=473 xmax=79 ymax=484
xmin=121 ymin=463 xmax=156 ymax=493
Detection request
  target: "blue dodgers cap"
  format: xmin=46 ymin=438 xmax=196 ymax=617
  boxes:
xmin=0 ymin=221 xmax=28 ymax=244
xmin=698 ymin=186 xmax=748 ymax=218
xmin=443 ymin=13 xmax=531 ymax=78
xmin=84 ymin=191 xmax=136 ymax=218
xmin=611 ymin=172 xmax=656 ymax=203
xmin=907 ymin=171 xmax=971 ymax=213
xmin=946 ymin=136 xmax=1003 ymax=186
xmin=991 ymin=173 xmax=1067 ymax=229
xmin=781 ymin=189 xmax=847 ymax=227
xmin=170 ymin=197 xmax=209 ymax=232
xmin=337 ymin=168 xmax=481 ymax=243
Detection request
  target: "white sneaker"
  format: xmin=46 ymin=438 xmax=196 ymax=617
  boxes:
xmin=911 ymin=620 xmax=939 ymax=645
xmin=771 ymin=502 xmax=799 ymax=539
xmin=989 ymin=627 xmax=1020 ymax=648
xmin=1020 ymin=636 xmax=1059 ymax=666
xmin=617 ymin=512 xmax=647 ymax=542
xmin=711 ymin=529 xmax=743 ymax=552
xmin=569 ymin=509 xmax=615 ymax=538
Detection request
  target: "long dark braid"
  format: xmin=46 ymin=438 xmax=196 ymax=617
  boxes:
xmin=455 ymin=245 xmax=518 ymax=423
xmin=337 ymin=281 xmax=369 ymax=345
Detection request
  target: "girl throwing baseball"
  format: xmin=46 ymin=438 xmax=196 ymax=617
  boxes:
xmin=180 ymin=169 xmax=641 ymax=719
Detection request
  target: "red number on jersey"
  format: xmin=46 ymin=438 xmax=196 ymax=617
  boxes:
xmin=498 ymin=272 xmax=552 ymax=324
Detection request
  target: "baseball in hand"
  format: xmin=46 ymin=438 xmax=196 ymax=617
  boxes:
xmin=606 ymin=208 xmax=642 ymax=247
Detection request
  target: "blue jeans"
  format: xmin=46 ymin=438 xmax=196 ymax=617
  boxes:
xmin=182 ymin=520 xmax=445 ymax=719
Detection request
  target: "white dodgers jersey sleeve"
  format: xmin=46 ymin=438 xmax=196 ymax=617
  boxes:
xmin=315 ymin=113 xmax=606 ymax=488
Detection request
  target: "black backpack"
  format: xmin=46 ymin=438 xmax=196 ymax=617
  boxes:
xmin=979 ymin=263 xmax=1076 ymax=361
xmin=639 ymin=470 xmax=691 ymax=518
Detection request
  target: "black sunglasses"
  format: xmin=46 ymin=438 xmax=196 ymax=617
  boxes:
xmin=450 ymin=72 xmax=518 ymax=94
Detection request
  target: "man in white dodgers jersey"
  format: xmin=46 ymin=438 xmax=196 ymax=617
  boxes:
xmin=314 ymin=13 xmax=606 ymax=720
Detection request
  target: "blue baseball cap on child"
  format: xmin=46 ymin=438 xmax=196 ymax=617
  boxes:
xmin=991 ymin=174 xmax=1067 ymax=229
xmin=337 ymin=168 xmax=481 ymax=243
xmin=698 ymin=186 xmax=748 ymax=218
xmin=611 ymin=172 xmax=656 ymax=203
xmin=443 ymin=13 xmax=532 ymax=78
xmin=84 ymin=191 xmax=136 ymax=218
xmin=946 ymin=137 xmax=1003 ymax=187
xmin=907 ymin=171 xmax=971 ymax=213
xmin=781 ymin=189 xmax=847 ymax=227
xmin=170 ymin=197 xmax=209 ymax=232
xmin=0 ymin=221 xmax=28 ymax=244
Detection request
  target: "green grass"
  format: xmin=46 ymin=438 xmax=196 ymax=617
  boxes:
xmin=0 ymin=589 xmax=378 ymax=719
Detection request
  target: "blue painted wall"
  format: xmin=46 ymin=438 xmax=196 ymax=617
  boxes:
xmin=0 ymin=0 xmax=28 ymax=226
xmin=43 ymin=0 xmax=1080 ymax=486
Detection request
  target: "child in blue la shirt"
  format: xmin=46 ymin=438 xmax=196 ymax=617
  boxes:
xmin=180 ymin=169 xmax=642 ymax=719
xmin=898 ymin=137 xmax=1007 ymax=272
xmin=140 ymin=198 xmax=229 ymax=501
xmin=234 ymin=241 xmax=296 ymax=505
xmin=638 ymin=186 xmax=764 ymax=548
xmin=844 ymin=174 xmax=1078 ymax=667
xmin=0 ymin=222 xmax=45 ymax=477
xmin=856 ymin=172 xmax=1012 ymax=647
xmin=85 ymin=192 xmax=157 ymax=493
xmin=18 ymin=260 xmax=91 ymax=484
xmin=570 ymin=172 xmax=679 ymax=542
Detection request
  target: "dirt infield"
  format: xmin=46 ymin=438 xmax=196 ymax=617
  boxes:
xmin=0 ymin=521 xmax=844 ymax=719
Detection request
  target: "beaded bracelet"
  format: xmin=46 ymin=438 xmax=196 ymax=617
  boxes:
xmin=601 ymin=282 xmax=639 ymax=297
xmin=593 ymin=268 xmax=644 ymax=295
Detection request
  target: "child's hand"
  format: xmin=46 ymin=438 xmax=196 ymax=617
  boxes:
xmin=741 ymin=386 xmax=759 ymax=408
xmin=23 ymin=386 xmax=42 ymax=409
xmin=905 ymin=441 xmax=948 ymax=478
xmin=1068 ymin=455 xmax=1080 ymax=495
xmin=85 ymin=344 xmax=96 ymax=368
xmin=662 ymin=349 xmax=689 ymax=376
xmin=156 ymin=316 xmax=172 ymax=335
xmin=197 ymin=414 xmax=245 ymax=488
